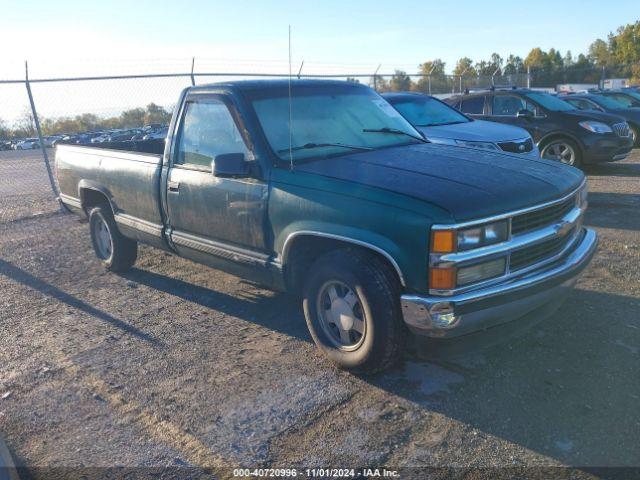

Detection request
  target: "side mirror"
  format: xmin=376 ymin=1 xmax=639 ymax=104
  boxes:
xmin=212 ymin=153 xmax=249 ymax=178
xmin=516 ymin=109 xmax=534 ymax=120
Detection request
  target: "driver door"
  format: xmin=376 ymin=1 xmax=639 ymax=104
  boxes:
xmin=166 ymin=95 xmax=269 ymax=262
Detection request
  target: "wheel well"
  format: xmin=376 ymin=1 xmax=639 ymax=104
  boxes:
xmin=283 ymin=235 xmax=403 ymax=294
xmin=538 ymin=134 xmax=583 ymax=157
xmin=80 ymin=188 xmax=112 ymax=215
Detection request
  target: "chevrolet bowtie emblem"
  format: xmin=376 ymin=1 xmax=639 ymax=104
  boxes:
xmin=555 ymin=220 xmax=573 ymax=237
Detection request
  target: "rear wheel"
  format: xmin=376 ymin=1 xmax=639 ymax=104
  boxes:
xmin=89 ymin=206 xmax=137 ymax=272
xmin=302 ymin=249 xmax=405 ymax=373
xmin=541 ymin=138 xmax=581 ymax=167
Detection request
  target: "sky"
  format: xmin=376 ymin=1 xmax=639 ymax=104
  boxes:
xmin=1 ymin=0 xmax=637 ymax=78
xmin=1 ymin=0 xmax=638 ymax=124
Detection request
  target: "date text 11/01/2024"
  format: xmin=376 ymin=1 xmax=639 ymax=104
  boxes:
xmin=232 ymin=468 xmax=400 ymax=477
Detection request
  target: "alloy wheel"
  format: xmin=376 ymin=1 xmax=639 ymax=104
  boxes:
xmin=542 ymin=141 xmax=576 ymax=165
xmin=316 ymin=280 xmax=366 ymax=351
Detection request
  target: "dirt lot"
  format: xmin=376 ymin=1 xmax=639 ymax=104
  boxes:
xmin=0 ymin=148 xmax=638 ymax=479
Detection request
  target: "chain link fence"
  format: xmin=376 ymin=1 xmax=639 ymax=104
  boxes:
xmin=0 ymin=61 xmax=637 ymax=235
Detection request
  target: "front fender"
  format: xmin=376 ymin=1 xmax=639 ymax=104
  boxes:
xmin=278 ymin=222 xmax=407 ymax=286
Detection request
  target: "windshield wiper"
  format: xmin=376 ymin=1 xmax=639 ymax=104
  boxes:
xmin=277 ymin=142 xmax=373 ymax=153
xmin=362 ymin=127 xmax=428 ymax=143
xmin=416 ymin=121 xmax=467 ymax=127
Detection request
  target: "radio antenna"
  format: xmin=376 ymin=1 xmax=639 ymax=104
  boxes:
xmin=288 ymin=25 xmax=294 ymax=171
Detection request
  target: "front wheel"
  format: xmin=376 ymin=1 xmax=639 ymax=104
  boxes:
xmin=302 ymin=249 xmax=405 ymax=373
xmin=89 ymin=206 xmax=137 ymax=272
xmin=541 ymin=138 xmax=581 ymax=167
xmin=630 ymin=124 xmax=639 ymax=147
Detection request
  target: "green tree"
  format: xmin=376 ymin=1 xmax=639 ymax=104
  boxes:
xmin=588 ymin=38 xmax=614 ymax=67
xmin=369 ymin=74 xmax=388 ymax=92
xmin=453 ymin=57 xmax=476 ymax=76
xmin=119 ymin=108 xmax=146 ymax=129
xmin=415 ymin=59 xmax=448 ymax=93
xmin=143 ymin=103 xmax=172 ymax=125
xmin=609 ymin=21 xmax=640 ymax=81
xmin=524 ymin=47 xmax=549 ymax=70
xmin=0 ymin=117 xmax=10 ymax=140
xmin=389 ymin=70 xmax=412 ymax=91
xmin=503 ymin=54 xmax=524 ymax=74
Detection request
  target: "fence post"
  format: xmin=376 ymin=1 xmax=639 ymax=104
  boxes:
xmin=24 ymin=61 xmax=59 ymax=199
xmin=600 ymin=66 xmax=606 ymax=89
xmin=373 ymin=64 xmax=381 ymax=91
xmin=527 ymin=66 xmax=531 ymax=88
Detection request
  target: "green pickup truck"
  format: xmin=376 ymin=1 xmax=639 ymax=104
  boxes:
xmin=56 ymin=80 xmax=597 ymax=372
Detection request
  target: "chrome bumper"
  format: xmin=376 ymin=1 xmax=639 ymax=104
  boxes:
xmin=401 ymin=228 xmax=598 ymax=338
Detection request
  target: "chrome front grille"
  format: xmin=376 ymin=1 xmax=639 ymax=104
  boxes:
xmin=429 ymin=183 xmax=587 ymax=296
xmin=510 ymin=227 xmax=576 ymax=272
xmin=613 ymin=122 xmax=630 ymax=137
xmin=511 ymin=194 xmax=576 ymax=235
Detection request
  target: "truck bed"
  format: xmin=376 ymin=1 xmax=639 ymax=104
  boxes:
xmin=56 ymin=143 xmax=165 ymax=248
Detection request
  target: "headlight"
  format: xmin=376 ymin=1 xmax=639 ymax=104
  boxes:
xmin=457 ymin=221 xmax=509 ymax=251
xmin=431 ymin=221 xmax=509 ymax=253
xmin=579 ymin=121 xmax=613 ymax=134
xmin=455 ymin=140 xmax=501 ymax=151
xmin=457 ymin=257 xmax=507 ymax=286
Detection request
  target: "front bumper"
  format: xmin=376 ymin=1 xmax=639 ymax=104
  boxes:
xmin=401 ymin=227 xmax=598 ymax=338
xmin=582 ymin=134 xmax=633 ymax=163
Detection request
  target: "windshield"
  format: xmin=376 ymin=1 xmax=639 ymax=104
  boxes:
xmin=250 ymin=86 xmax=422 ymax=162
xmin=592 ymin=95 xmax=628 ymax=109
xmin=525 ymin=92 xmax=576 ymax=111
xmin=389 ymin=96 xmax=469 ymax=127
xmin=605 ymin=93 xmax=640 ymax=107
xmin=622 ymin=90 xmax=640 ymax=102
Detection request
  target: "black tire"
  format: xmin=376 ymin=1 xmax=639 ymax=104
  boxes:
xmin=302 ymin=249 xmax=405 ymax=373
xmin=540 ymin=137 xmax=582 ymax=168
xmin=88 ymin=205 xmax=137 ymax=272
xmin=630 ymin=124 xmax=639 ymax=147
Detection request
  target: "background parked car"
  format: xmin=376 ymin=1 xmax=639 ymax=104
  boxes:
xmin=383 ymin=92 xmax=539 ymax=159
xmin=142 ymin=126 xmax=168 ymax=140
xmin=596 ymin=90 xmax=640 ymax=108
xmin=447 ymin=88 xmax=633 ymax=167
xmin=15 ymin=138 xmax=41 ymax=150
xmin=559 ymin=92 xmax=640 ymax=145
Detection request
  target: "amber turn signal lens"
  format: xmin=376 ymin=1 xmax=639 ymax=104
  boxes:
xmin=431 ymin=230 xmax=456 ymax=253
xmin=430 ymin=267 xmax=457 ymax=290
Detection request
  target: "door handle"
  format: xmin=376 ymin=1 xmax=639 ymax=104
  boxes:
xmin=168 ymin=181 xmax=180 ymax=193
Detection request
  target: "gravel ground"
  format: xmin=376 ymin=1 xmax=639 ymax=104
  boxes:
xmin=0 ymin=149 xmax=638 ymax=479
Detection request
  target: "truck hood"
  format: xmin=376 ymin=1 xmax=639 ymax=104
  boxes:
xmin=295 ymin=143 xmax=584 ymax=222
xmin=418 ymin=119 xmax=530 ymax=142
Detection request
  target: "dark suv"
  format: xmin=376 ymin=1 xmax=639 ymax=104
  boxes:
xmin=559 ymin=92 xmax=640 ymax=146
xmin=446 ymin=88 xmax=633 ymax=167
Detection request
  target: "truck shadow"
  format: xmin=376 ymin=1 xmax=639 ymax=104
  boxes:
xmin=367 ymin=288 xmax=640 ymax=468
xmin=112 ymin=265 xmax=638 ymax=467
xmin=584 ymin=161 xmax=640 ymax=178
xmin=120 ymin=267 xmax=311 ymax=343
xmin=0 ymin=258 xmax=163 ymax=346
xmin=584 ymin=192 xmax=640 ymax=231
